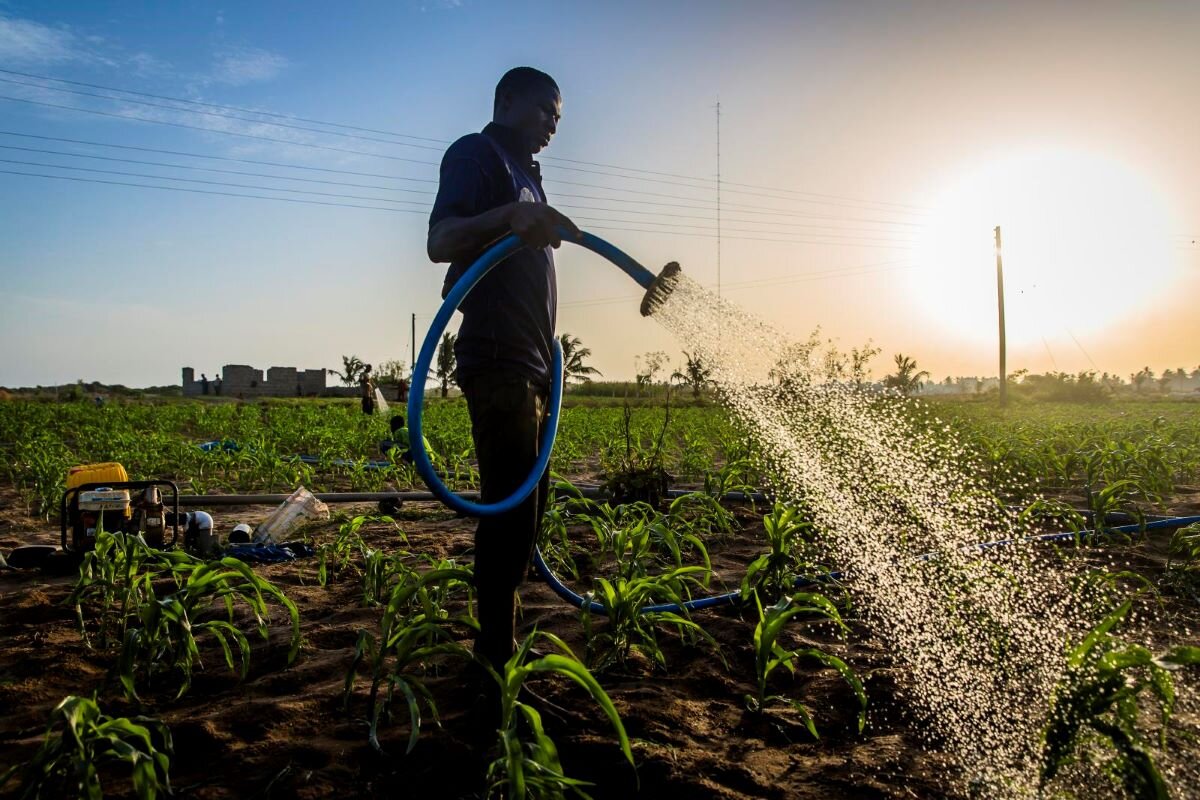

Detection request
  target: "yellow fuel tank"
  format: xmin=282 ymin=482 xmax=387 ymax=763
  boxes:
xmin=67 ymin=462 xmax=131 ymax=518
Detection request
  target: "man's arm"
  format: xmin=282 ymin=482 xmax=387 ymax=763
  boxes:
xmin=427 ymin=201 xmax=582 ymax=263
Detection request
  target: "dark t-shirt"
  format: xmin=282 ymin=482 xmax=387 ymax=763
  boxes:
xmin=428 ymin=122 xmax=556 ymax=387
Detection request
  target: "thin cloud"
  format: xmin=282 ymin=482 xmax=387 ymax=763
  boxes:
xmin=0 ymin=14 xmax=79 ymax=64
xmin=128 ymin=51 xmax=170 ymax=77
xmin=211 ymin=47 xmax=289 ymax=86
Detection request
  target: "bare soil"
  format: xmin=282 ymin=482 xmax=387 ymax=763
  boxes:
xmin=1 ymin=484 xmax=1197 ymax=799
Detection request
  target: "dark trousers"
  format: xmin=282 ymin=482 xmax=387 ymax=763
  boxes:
xmin=460 ymin=370 xmax=550 ymax=668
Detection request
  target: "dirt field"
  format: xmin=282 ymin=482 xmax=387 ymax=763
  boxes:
xmin=1 ymin=486 xmax=1197 ymax=799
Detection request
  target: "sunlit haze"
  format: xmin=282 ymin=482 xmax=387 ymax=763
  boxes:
xmin=909 ymin=148 xmax=1180 ymax=346
xmin=1 ymin=1 xmax=1198 ymax=386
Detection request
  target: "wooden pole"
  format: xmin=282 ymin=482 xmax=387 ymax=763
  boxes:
xmin=995 ymin=225 xmax=1007 ymax=406
xmin=410 ymin=313 xmax=416 ymax=379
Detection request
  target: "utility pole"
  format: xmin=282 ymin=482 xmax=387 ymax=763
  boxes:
xmin=410 ymin=313 xmax=416 ymax=379
xmin=994 ymin=225 xmax=1007 ymax=407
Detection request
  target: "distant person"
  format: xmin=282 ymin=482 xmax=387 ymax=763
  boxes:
xmin=380 ymin=414 xmax=431 ymax=464
xmin=360 ymin=364 xmax=375 ymax=415
xmin=397 ymin=377 xmax=409 ymax=404
xmin=200 ymin=373 xmax=209 ymax=395
xmin=214 ymin=376 xmax=222 ymax=396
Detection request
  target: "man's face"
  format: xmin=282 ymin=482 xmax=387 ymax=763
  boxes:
xmin=497 ymin=82 xmax=562 ymax=154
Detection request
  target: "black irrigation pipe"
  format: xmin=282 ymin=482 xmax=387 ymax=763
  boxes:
xmin=175 ymin=486 xmax=770 ymax=507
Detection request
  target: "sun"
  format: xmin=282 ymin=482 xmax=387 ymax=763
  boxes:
xmin=906 ymin=148 xmax=1179 ymax=347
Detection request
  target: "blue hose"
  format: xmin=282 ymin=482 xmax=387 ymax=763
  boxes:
xmin=407 ymin=230 xmax=654 ymax=517
xmin=533 ymin=514 xmax=1200 ymax=615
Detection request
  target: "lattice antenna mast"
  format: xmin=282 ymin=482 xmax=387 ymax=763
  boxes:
xmin=715 ymin=98 xmax=722 ymax=303
xmin=715 ymin=98 xmax=722 ymax=346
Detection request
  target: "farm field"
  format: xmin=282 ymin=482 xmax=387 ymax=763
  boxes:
xmin=1 ymin=396 xmax=1199 ymax=798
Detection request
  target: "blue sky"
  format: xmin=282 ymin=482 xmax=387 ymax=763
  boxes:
xmin=2 ymin=1 xmax=1198 ymax=386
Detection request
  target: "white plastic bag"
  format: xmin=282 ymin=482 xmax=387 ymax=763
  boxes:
xmin=254 ymin=487 xmax=330 ymax=543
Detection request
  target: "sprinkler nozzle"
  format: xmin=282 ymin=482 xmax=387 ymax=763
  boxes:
xmin=640 ymin=262 xmax=682 ymax=317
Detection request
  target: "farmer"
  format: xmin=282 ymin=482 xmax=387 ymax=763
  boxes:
xmin=360 ymin=364 xmax=375 ymax=415
xmin=427 ymin=67 xmax=580 ymax=676
xmin=379 ymin=414 xmax=430 ymax=464
xmin=200 ymin=373 xmax=209 ymax=395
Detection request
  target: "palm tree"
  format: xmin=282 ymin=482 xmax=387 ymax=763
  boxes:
xmin=330 ymin=354 xmax=365 ymax=387
xmin=559 ymin=333 xmax=602 ymax=382
xmin=671 ymin=351 xmax=712 ymax=398
xmin=884 ymin=353 xmax=929 ymax=396
xmin=1131 ymin=366 xmax=1154 ymax=393
xmin=435 ymin=333 xmax=456 ymax=398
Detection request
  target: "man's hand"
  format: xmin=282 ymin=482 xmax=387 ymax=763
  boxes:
xmin=427 ymin=201 xmax=582 ymax=263
xmin=508 ymin=202 xmax=582 ymax=249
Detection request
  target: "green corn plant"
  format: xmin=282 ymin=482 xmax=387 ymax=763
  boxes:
xmin=665 ymin=491 xmax=737 ymax=537
xmin=1163 ymin=522 xmax=1200 ymax=597
xmin=69 ymin=530 xmax=202 ymax=648
xmin=70 ymin=528 xmax=157 ymax=649
xmin=644 ymin=517 xmax=711 ymax=585
xmin=702 ymin=456 xmax=762 ymax=510
xmin=1 ymin=695 xmax=172 ymax=800
xmin=582 ymin=567 xmax=717 ymax=672
xmin=1084 ymin=478 xmax=1156 ymax=535
xmin=361 ymin=549 xmax=420 ymax=606
xmin=575 ymin=501 xmax=654 ymax=555
xmin=485 ymin=631 xmax=635 ymax=800
xmin=740 ymin=503 xmax=827 ymax=602
xmin=1018 ymin=497 xmax=1087 ymax=535
xmin=746 ymin=591 xmax=865 ymax=739
xmin=538 ymin=479 xmax=597 ymax=581
xmin=1040 ymin=598 xmax=1200 ymax=798
xmin=315 ymin=513 xmax=405 ymax=586
xmin=581 ymin=501 xmax=711 ymax=587
xmin=344 ymin=566 xmax=476 ymax=755
xmin=118 ymin=558 xmax=301 ymax=700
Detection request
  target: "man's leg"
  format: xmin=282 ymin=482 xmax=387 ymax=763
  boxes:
xmin=462 ymin=371 xmax=548 ymax=670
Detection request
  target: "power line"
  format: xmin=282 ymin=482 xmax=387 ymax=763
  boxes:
xmin=545 ymin=175 xmax=929 ymax=226
xmin=0 ymin=152 xmax=921 ymax=245
xmin=560 ymin=259 xmax=917 ymax=309
xmin=1066 ymin=329 xmax=1099 ymax=371
xmin=0 ymin=156 xmax=430 ymax=206
xmin=0 ymin=129 xmax=931 ymax=234
xmin=0 ymin=66 xmax=931 ymax=213
xmin=0 ymin=129 xmax=439 ymax=183
xmin=565 ymin=210 xmax=919 ymax=244
xmin=0 ymin=74 xmax=449 ymax=152
xmin=0 ymin=167 xmax=921 ymax=250
xmin=0 ymin=94 xmax=443 ymax=166
xmin=0 ymin=145 xmax=926 ymax=240
xmin=0 ymin=66 xmax=448 ymax=144
xmin=0 ymin=168 xmax=422 ymax=213
xmin=571 ymin=224 xmax=916 ymax=248
xmin=0 ymin=143 xmax=434 ymax=194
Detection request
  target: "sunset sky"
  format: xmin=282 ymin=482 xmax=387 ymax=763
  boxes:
xmin=1 ymin=0 xmax=1197 ymax=387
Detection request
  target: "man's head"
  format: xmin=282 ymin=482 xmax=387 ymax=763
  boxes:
xmin=493 ymin=67 xmax=561 ymax=155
